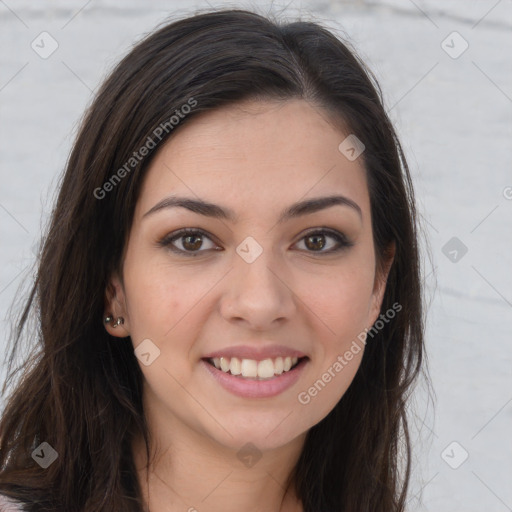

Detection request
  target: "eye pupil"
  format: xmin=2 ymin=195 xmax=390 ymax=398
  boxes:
xmin=183 ymin=234 xmax=202 ymax=251
xmin=305 ymin=234 xmax=326 ymax=251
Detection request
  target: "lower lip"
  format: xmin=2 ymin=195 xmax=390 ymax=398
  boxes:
xmin=201 ymin=358 xmax=308 ymax=398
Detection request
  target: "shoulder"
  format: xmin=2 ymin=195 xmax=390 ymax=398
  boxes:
xmin=0 ymin=494 xmax=24 ymax=511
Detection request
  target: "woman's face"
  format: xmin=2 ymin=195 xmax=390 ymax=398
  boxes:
xmin=106 ymin=99 xmax=393 ymax=452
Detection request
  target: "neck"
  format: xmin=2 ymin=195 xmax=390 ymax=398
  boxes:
xmin=132 ymin=419 xmax=305 ymax=512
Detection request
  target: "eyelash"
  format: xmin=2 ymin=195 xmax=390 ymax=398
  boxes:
xmin=158 ymin=228 xmax=353 ymax=257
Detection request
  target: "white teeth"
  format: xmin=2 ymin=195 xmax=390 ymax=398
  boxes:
xmin=209 ymin=355 xmax=302 ymax=378
xmin=274 ymin=357 xmax=284 ymax=375
xmin=229 ymin=357 xmax=242 ymax=375
xmin=241 ymin=359 xmax=258 ymax=378
xmin=257 ymin=359 xmax=275 ymax=379
xmin=219 ymin=357 xmax=230 ymax=372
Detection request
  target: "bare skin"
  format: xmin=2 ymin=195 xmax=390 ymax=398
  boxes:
xmin=105 ymin=98 xmax=394 ymax=512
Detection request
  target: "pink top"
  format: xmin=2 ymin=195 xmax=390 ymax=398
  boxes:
xmin=0 ymin=494 xmax=23 ymax=511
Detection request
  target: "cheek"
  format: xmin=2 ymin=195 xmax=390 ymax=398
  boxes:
xmin=305 ymin=265 xmax=375 ymax=341
xmin=308 ymin=257 xmax=374 ymax=407
xmin=123 ymin=255 xmax=221 ymax=349
xmin=122 ymin=256 xmax=187 ymax=339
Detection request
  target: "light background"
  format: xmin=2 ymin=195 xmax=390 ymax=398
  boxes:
xmin=1 ymin=0 xmax=511 ymax=510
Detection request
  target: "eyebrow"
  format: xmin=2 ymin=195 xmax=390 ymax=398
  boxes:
xmin=143 ymin=194 xmax=362 ymax=223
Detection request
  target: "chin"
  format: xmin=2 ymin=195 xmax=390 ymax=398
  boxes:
xmin=206 ymin=418 xmax=306 ymax=454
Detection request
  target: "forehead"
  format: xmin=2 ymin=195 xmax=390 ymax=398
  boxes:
xmin=135 ymin=99 xmax=370 ymax=221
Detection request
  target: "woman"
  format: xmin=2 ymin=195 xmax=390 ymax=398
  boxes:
xmin=0 ymin=8 xmax=429 ymax=512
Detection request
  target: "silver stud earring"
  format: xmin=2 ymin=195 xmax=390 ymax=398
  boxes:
xmin=104 ymin=314 xmax=124 ymax=328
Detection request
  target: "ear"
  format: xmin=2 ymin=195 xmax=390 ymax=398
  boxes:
xmin=368 ymin=242 xmax=396 ymax=327
xmin=104 ymin=272 xmax=130 ymax=338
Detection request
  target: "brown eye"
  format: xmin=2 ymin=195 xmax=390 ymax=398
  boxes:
xmin=159 ymin=229 xmax=219 ymax=256
xmin=304 ymin=233 xmax=327 ymax=251
xmin=296 ymin=229 xmax=353 ymax=254
xmin=182 ymin=233 xmax=203 ymax=251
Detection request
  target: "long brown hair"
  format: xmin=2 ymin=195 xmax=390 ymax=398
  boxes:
xmin=0 ymin=8 xmax=430 ymax=511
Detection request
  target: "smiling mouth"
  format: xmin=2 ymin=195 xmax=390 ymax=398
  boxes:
xmin=203 ymin=356 xmax=308 ymax=380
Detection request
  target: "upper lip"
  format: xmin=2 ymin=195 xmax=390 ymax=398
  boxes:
xmin=202 ymin=344 xmax=307 ymax=361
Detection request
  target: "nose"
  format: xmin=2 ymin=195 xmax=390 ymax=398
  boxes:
xmin=219 ymin=247 xmax=296 ymax=331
